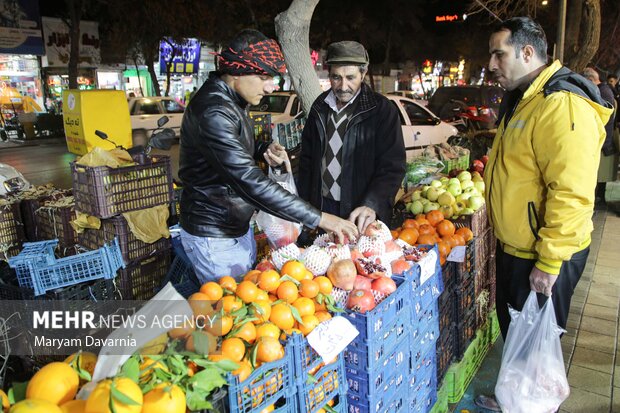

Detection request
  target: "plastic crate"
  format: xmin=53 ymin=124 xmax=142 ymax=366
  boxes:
xmin=8 ymin=238 xmax=124 ymax=296
xmin=117 ymin=249 xmax=170 ymax=300
xmin=411 ymin=302 xmax=440 ymax=353
xmin=35 ymin=204 xmax=77 ymax=250
xmin=296 ymin=353 xmax=346 ymax=413
xmin=488 ymin=308 xmax=500 ymax=344
xmin=342 ymin=276 xmax=410 ymax=344
xmin=452 ymin=204 xmax=488 ymax=237
xmin=474 ymin=227 xmax=494 ymax=274
xmin=437 ymin=286 xmax=455 ymax=334
xmin=19 ymin=189 xmax=72 ymax=242
xmin=7 ymin=239 xmax=57 ymax=288
xmin=455 ymin=275 xmax=475 ymax=321
xmin=411 ymin=268 xmax=443 ymax=318
xmin=344 ymin=309 xmax=410 ymax=374
xmin=428 ymin=379 xmax=449 ymax=413
xmin=435 ymin=327 xmax=456 ymax=384
xmin=192 ymin=387 xmax=227 ymax=413
xmin=440 ymin=153 xmax=469 ymax=174
xmin=456 ymin=308 xmax=477 ymax=359
xmin=71 ymin=153 xmax=173 ymax=218
xmin=346 ymin=334 xmax=410 ymax=401
xmin=78 ymin=215 xmax=170 ymax=264
xmin=227 ymin=341 xmax=296 ymax=413
xmin=443 ymin=328 xmax=487 ymax=404
xmin=409 ymin=351 xmax=437 ymax=413
xmin=347 ymin=366 xmax=408 ymax=413
xmin=454 ymin=239 xmax=475 ymax=282
xmin=440 ymin=262 xmax=455 ymax=292
xmin=487 ymin=231 xmax=497 ymax=257
xmin=0 ymin=200 xmax=25 ymax=258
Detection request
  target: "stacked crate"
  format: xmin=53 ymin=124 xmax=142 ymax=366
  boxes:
xmin=34 ymin=195 xmax=78 ymax=256
xmin=0 ymin=198 xmax=25 ymax=259
xmin=71 ymin=153 xmax=174 ymax=299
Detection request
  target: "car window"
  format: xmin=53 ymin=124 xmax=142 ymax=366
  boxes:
xmin=389 ymin=101 xmax=407 ymax=125
xmin=135 ymin=101 xmax=160 ymax=115
xmin=290 ymin=97 xmax=300 ymax=116
xmin=163 ymin=99 xmax=185 ymax=113
xmin=402 ymin=101 xmax=435 ymax=125
xmin=249 ymin=95 xmax=290 ymax=113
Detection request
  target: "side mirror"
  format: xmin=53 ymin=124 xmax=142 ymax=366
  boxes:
xmin=157 ymin=116 xmax=170 ymax=127
xmin=150 ymin=128 xmax=175 ymax=150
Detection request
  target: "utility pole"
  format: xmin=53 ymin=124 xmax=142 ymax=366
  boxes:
xmin=556 ymin=0 xmax=567 ymax=62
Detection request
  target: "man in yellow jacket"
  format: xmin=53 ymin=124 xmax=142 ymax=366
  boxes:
xmin=475 ymin=16 xmax=613 ymax=411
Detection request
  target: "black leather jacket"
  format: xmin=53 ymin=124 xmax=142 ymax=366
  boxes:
xmin=179 ymin=74 xmax=321 ymax=238
xmin=298 ymin=83 xmax=406 ymax=222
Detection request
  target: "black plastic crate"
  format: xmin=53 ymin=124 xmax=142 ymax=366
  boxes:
xmin=488 ymin=255 xmax=497 ymax=309
xmin=436 ymin=326 xmax=456 ymax=383
xmin=78 ymin=215 xmax=170 ymax=265
xmin=441 ymin=262 xmax=456 ymax=292
xmin=456 ymin=239 xmax=476 ymax=282
xmin=71 ymin=153 xmax=173 ymax=218
xmin=35 ymin=204 xmax=77 ymax=251
xmin=456 ymin=307 xmax=477 ymax=359
xmin=0 ymin=276 xmax=118 ymax=302
xmin=455 ymin=275 xmax=475 ymax=321
xmin=19 ymin=189 xmax=72 ymax=242
xmin=438 ymin=286 xmax=456 ymax=334
xmin=0 ymin=200 xmax=25 ymax=257
xmin=117 ymin=249 xmax=171 ymax=300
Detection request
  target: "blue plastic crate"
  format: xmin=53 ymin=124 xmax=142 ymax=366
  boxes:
xmin=347 ymin=367 xmax=408 ymax=413
xmin=8 ymin=239 xmax=58 ymax=288
xmin=343 ymin=276 xmax=410 ymax=344
xmin=344 ymin=309 xmax=409 ymax=373
xmin=346 ymin=333 xmax=410 ymax=400
xmin=411 ymin=301 xmax=440 ymax=351
xmin=297 ymin=355 xmax=347 ymax=413
xmin=227 ymin=342 xmax=296 ymax=413
xmin=10 ymin=238 xmax=125 ymax=296
xmin=409 ymin=363 xmax=438 ymax=413
xmin=162 ymin=253 xmax=200 ymax=295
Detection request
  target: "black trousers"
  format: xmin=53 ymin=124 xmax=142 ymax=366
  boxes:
xmin=495 ymin=241 xmax=589 ymax=340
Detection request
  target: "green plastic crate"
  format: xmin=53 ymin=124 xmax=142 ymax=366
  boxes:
xmin=429 ymin=379 xmax=450 ymax=413
xmin=441 ymin=153 xmax=470 ymax=174
xmin=488 ymin=308 xmax=500 ymax=344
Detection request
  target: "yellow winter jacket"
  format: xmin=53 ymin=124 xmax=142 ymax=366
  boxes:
xmin=484 ymin=60 xmax=613 ymax=275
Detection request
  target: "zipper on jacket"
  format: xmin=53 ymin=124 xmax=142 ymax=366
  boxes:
xmin=527 ymin=201 xmax=542 ymax=240
xmin=313 ymin=106 xmax=329 ymax=212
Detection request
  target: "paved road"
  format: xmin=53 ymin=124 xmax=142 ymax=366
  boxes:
xmin=0 ymin=138 xmax=180 ymax=190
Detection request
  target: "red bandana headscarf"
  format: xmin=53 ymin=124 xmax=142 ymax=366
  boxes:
xmin=216 ymin=39 xmax=286 ymax=77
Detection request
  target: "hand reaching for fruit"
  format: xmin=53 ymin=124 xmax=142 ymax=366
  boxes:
xmin=348 ymin=206 xmax=377 ymax=234
xmin=319 ymin=213 xmax=359 ymax=244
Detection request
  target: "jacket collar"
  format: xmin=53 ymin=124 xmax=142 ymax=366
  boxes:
xmin=312 ymin=82 xmax=377 ymax=115
xmin=208 ymin=72 xmax=249 ymax=108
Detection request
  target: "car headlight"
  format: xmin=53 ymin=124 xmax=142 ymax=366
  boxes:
xmin=3 ymin=177 xmax=27 ymax=193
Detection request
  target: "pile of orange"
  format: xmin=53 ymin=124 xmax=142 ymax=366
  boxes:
xmin=391 ymin=210 xmax=474 ymax=265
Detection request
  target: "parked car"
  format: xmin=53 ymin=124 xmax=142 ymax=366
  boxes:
xmin=384 ymin=94 xmax=458 ymax=159
xmin=249 ymin=91 xmax=303 ymax=124
xmin=427 ymin=85 xmax=504 ymax=130
xmin=128 ymin=97 xmax=185 ymax=146
xmin=386 ymin=90 xmax=427 ymax=106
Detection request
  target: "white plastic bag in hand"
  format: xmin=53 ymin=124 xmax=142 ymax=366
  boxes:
xmin=495 ymin=291 xmax=569 ymax=413
xmin=256 ymin=167 xmax=302 ymax=249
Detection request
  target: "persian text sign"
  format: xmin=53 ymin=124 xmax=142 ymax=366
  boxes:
xmin=0 ymin=0 xmax=44 ymax=55
xmin=159 ymin=38 xmax=200 ymax=75
xmin=41 ymin=17 xmax=100 ymax=67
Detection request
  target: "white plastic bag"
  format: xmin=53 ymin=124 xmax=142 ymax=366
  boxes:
xmin=255 ymin=167 xmax=302 ymax=249
xmin=495 ymin=291 xmax=570 ymax=413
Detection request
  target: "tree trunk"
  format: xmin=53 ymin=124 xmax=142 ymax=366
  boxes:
xmin=565 ymin=0 xmax=600 ymax=72
xmin=275 ymin=0 xmax=322 ymax=115
xmin=564 ymin=0 xmax=583 ymax=61
xmin=67 ymin=0 xmax=82 ymax=90
xmin=382 ymin=22 xmax=394 ymax=76
xmin=143 ymin=43 xmax=161 ymax=96
xmin=133 ymin=55 xmax=145 ymax=97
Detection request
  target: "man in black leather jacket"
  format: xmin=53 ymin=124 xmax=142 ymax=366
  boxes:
xmin=298 ymin=41 xmax=406 ymax=234
xmin=178 ymin=30 xmax=358 ymax=283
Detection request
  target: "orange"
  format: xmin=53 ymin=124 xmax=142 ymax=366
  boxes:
xmin=257 ymin=270 xmax=281 ymax=293
xmin=453 ymin=233 xmax=466 ymax=247
xmin=437 ymin=241 xmax=451 ymax=258
xmin=313 ymin=299 xmax=327 ymax=312
xmin=398 ymin=228 xmax=419 ymax=245
xmin=141 ymin=383 xmax=185 ymax=413
xmin=390 ymin=229 xmax=400 ymax=239
xmin=10 ymin=400 xmax=62 ymax=413
xmin=260 ymin=405 xmax=275 ymax=413
xmin=236 ymin=281 xmax=259 ymax=303
xmin=256 ymin=323 xmax=281 ymax=339
xmin=168 ymin=319 xmax=195 ymax=340
xmin=418 ymin=224 xmax=436 ymax=236
xmin=221 ymin=337 xmax=247 ymax=362
xmin=250 ymin=299 xmax=272 ymax=324
xmin=292 ymin=297 xmax=315 ymax=317
xmin=298 ymin=279 xmax=319 ymax=298
xmin=415 ymin=217 xmax=430 ymax=226
xmin=255 ymin=337 xmax=284 ymax=363
xmin=269 ymin=303 xmax=295 ymax=330
xmin=437 ymin=220 xmax=456 ymax=237
xmin=303 ymin=270 xmax=314 ymax=280
xmin=443 ymin=235 xmax=457 ymax=249
xmin=0 ymin=390 xmax=8 ymax=412
xmin=315 ymin=311 xmax=332 ymax=323
xmin=297 ymin=314 xmax=320 ymax=336
xmin=280 ymin=260 xmax=307 ymax=282
xmin=455 ymin=227 xmax=474 ymax=242
xmin=218 ymin=275 xmax=237 ymax=292
xmin=199 ymin=282 xmax=224 ymax=301
xmin=280 ymin=328 xmax=302 ymax=341
xmin=205 ymin=314 xmax=233 ymax=336
xmin=230 ymin=321 xmax=257 ymax=344
xmin=64 ymin=351 xmax=98 ymax=380
xmin=276 ymin=281 xmax=299 ymax=303
xmin=314 ymin=276 xmax=333 ymax=295
xmin=26 ymin=361 xmax=79 ymax=405
xmin=402 ymin=218 xmax=419 ymax=229
xmin=85 ymin=377 xmax=142 ymax=413
xmin=268 ymin=293 xmax=278 ymax=303
xmin=139 ymin=357 xmax=169 ymax=381
xmin=217 ymin=295 xmax=243 ymax=313
xmin=417 ymin=234 xmax=437 ymax=245
xmin=188 ymin=295 xmax=215 ymax=319
xmin=233 ymin=359 xmax=253 ymax=382
xmin=60 ymin=400 xmax=86 ymax=413
xmin=243 ymin=270 xmax=261 ymax=283
xmin=426 ymin=210 xmax=444 ymax=227
xmin=255 ymin=289 xmax=269 ymax=301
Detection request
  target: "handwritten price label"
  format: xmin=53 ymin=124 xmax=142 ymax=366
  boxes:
xmin=447 ymin=246 xmax=466 ymax=263
xmin=307 ymin=316 xmax=359 ymax=363
xmin=419 ymin=249 xmax=438 ymax=286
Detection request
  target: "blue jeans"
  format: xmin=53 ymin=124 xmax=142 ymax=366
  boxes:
xmin=180 ymin=227 xmax=256 ymax=284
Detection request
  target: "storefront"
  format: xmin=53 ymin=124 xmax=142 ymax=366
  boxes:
xmin=0 ymin=54 xmax=45 ymax=111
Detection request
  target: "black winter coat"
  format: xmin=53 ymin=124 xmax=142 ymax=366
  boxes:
xmin=179 ymin=74 xmax=321 ymax=238
xmin=298 ymin=83 xmax=406 ymax=222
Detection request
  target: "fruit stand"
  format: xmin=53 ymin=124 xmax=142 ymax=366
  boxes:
xmin=0 ymin=141 xmax=497 ymax=413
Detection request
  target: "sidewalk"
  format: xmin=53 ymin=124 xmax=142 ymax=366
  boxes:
xmin=0 ymin=136 xmax=65 ymax=150
xmin=454 ymin=206 xmax=620 ymax=413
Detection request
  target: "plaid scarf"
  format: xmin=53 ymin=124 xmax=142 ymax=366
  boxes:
xmin=216 ymin=39 xmax=286 ymax=77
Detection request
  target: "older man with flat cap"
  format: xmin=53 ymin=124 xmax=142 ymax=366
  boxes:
xmin=298 ymin=41 xmax=406 ymax=234
xmin=179 ymin=29 xmax=358 ymax=282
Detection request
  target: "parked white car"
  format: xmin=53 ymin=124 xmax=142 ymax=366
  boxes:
xmin=384 ymin=94 xmax=458 ymax=159
xmin=249 ymin=91 xmax=303 ymax=125
xmin=128 ymin=97 xmax=185 ymax=146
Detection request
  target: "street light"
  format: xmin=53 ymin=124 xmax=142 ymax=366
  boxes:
xmin=542 ymin=0 xmax=548 ymax=6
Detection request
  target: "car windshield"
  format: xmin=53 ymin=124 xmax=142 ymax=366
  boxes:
xmin=250 ymin=95 xmax=290 ymax=113
xmin=163 ymin=99 xmax=185 ymax=113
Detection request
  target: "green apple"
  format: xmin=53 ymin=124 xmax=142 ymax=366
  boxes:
xmin=430 ymin=180 xmax=443 ymax=188
xmin=468 ymin=195 xmax=485 ymax=211
xmin=447 ymin=183 xmax=462 ymax=196
xmin=457 ymin=170 xmax=472 ymax=182
xmin=460 ymin=207 xmax=475 ymax=215
xmin=424 ymin=202 xmax=440 ymax=213
xmin=454 ymin=201 xmax=467 ymax=213
xmin=460 ymin=180 xmax=474 ymax=190
xmin=440 ymin=204 xmax=454 ymax=218
xmin=438 ymin=192 xmax=456 ymax=206
xmin=463 ymin=186 xmax=479 ymax=195
xmin=420 ymin=198 xmax=430 ymax=206
xmin=440 ymin=177 xmax=449 ymax=185
xmin=474 ymin=181 xmax=485 ymax=194
xmin=412 ymin=190 xmax=422 ymax=200
xmin=426 ymin=187 xmax=440 ymax=202
xmin=456 ymin=193 xmax=472 ymax=203
xmin=471 ymin=171 xmax=483 ymax=182
xmin=409 ymin=200 xmax=424 ymax=215
xmin=448 ymin=177 xmax=460 ymax=187
xmin=437 ymin=188 xmax=446 ymax=196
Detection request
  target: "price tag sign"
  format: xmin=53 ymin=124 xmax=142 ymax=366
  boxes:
xmin=447 ymin=246 xmax=466 ymax=263
xmin=419 ymin=249 xmax=438 ymax=286
xmin=307 ymin=316 xmax=359 ymax=363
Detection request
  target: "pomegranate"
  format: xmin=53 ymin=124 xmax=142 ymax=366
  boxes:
xmin=347 ymin=289 xmax=376 ymax=313
xmin=326 ymin=259 xmax=357 ymax=291
xmin=353 ymin=275 xmax=373 ymax=291
xmin=384 ymin=240 xmax=401 ymax=254
xmin=255 ymin=260 xmax=276 ymax=272
xmin=402 ymin=246 xmax=425 ymax=262
xmin=363 ymin=221 xmax=383 ymax=237
xmin=481 ymin=155 xmax=489 ymax=165
xmin=354 ymin=258 xmax=387 ymax=279
xmin=372 ymin=277 xmax=397 ymax=295
xmin=350 ymin=248 xmax=364 ymax=261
